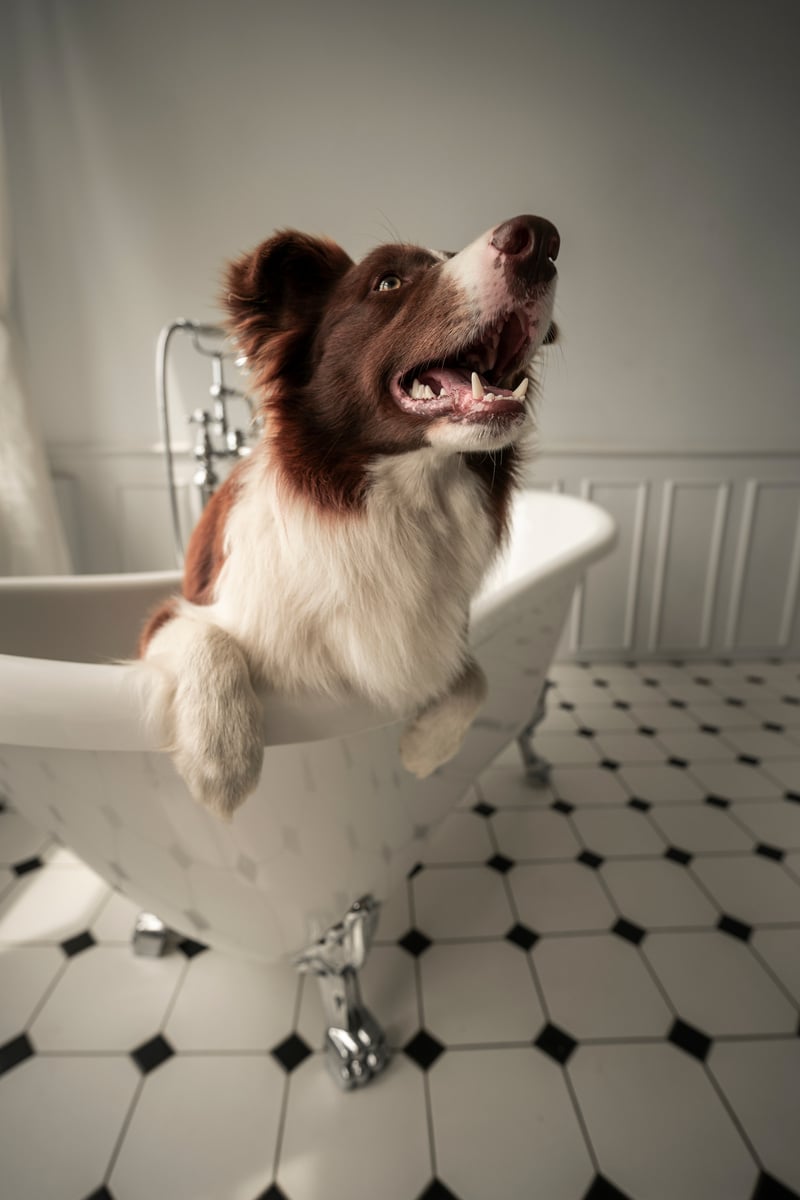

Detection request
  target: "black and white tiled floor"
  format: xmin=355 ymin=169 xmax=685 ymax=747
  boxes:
xmin=2 ymin=659 xmax=800 ymax=1200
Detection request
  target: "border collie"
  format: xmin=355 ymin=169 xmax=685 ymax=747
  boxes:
xmin=139 ymin=214 xmax=560 ymax=818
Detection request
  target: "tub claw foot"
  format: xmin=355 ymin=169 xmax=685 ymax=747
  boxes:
xmin=295 ymin=895 xmax=390 ymax=1091
xmin=326 ymin=1003 xmax=390 ymax=1090
xmin=517 ymin=689 xmax=552 ymax=788
xmin=132 ymin=911 xmax=171 ymax=957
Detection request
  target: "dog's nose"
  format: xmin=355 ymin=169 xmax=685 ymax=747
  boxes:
xmin=491 ymin=215 xmax=560 ymax=283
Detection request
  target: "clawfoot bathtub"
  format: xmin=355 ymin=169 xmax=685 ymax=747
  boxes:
xmin=0 ymin=490 xmax=615 ymax=1087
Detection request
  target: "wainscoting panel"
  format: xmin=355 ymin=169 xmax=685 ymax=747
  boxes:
xmin=46 ymin=443 xmax=800 ymax=661
xmin=648 ymin=480 xmax=730 ymax=655
xmin=726 ymin=480 xmax=800 ymax=653
xmin=571 ymin=481 xmax=648 ymax=654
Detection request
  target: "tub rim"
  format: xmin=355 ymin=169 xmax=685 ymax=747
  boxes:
xmin=0 ymin=493 xmax=617 ymax=752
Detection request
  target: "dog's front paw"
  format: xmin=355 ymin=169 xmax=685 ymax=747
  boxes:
xmin=173 ymin=708 xmax=264 ymax=821
xmin=399 ymin=712 xmax=468 ymax=779
xmin=399 ymin=660 xmax=487 ymax=779
xmin=170 ymin=667 xmax=265 ymax=820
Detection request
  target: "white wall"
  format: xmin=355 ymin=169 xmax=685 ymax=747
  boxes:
xmin=1 ymin=0 xmax=799 ymax=654
xmin=2 ymin=0 xmax=799 ymax=453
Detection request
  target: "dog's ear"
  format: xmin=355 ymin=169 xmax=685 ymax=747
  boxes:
xmin=224 ymin=231 xmax=353 ymax=368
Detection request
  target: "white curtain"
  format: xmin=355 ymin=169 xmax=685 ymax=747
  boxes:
xmin=0 ymin=101 xmax=71 ymax=576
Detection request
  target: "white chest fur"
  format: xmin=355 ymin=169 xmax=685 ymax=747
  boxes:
xmin=206 ymin=449 xmax=498 ymax=712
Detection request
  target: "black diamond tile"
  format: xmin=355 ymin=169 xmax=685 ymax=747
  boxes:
xmin=417 ymin=1179 xmax=462 ymax=1200
xmin=613 ymin=917 xmax=646 ymax=945
xmin=669 ymin=1018 xmax=712 ymax=1062
xmin=61 ymin=930 xmax=96 ymax=957
xmin=669 ymin=699 xmax=687 ymax=709
xmin=746 ymin=674 xmax=765 ymax=685
xmin=642 ymin=677 xmax=660 ymax=687
xmin=472 ymin=800 xmax=496 ymax=818
xmin=271 ymin=1033 xmax=313 ymax=1074
xmin=552 ymin=799 xmax=575 ymax=815
xmin=577 ymin=850 xmax=604 ymax=869
xmin=583 ymin=1175 xmax=632 ymax=1200
xmin=593 ymin=678 xmax=609 ymax=688
xmin=668 ymin=756 xmax=689 ymax=769
xmin=577 ymin=727 xmax=595 ymax=738
xmin=628 ymin=797 xmax=651 ymax=812
xmin=700 ymin=724 xmax=720 ymax=735
xmin=559 ymin=701 xmax=575 ymax=711
xmin=693 ymin=676 xmax=712 ymax=686
xmin=404 ymin=1029 xmax=445 ymax=1070
xmin=786 ymin=791 xmax=800 ymax=805
xmin=751 ymin=1170 xmax=800 ymax=1199
xmin=756 ymin=842 xmax=785 ymax=862
xmin=177 ymin=937 xmax=208 ymax=958
xmin=534 ymin=1022 xmax=577 ymax=1064
xmin=407 ymin=862 xmax=425 ymax=878
xmin=764 ymin=722 xmax=785 ymax=733
xmin=781 ymin=695 xmax=800 ymax=706
xmin=738 ymin=754 xmax=761 ymax=767
xmin=12 ymin=856 xmax=44 ymax=876
xmin=725 ymin=697 xmax=745 ymax=707
xmin=487 ymin=853 xmax=514 ymax=874
xmin=705 ymin=793 xmax=731 ymax=809
xmin=398 ymin=928 xmax=433 ymax=957
xmin=664 ymin=846 xmax=693 ymax=866
xmin=718 ymin=914 xmax=753 ymax=942
xmin=637 ymin=726 xmax=657 ymax=737
xmin=600 ymin=759 xmax=620 ymax=771
xmin=0 ymin=1033 xmax=34 ymax=1076
xmin=506 ymin=922 xmax=539 ymax=951
xmin=613 ymin=700 xmax=631 ymax=710
xmin=131 ymin=1034 xmax=175 ymax=1075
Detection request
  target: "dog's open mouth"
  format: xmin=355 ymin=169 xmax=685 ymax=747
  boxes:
xmin=391 ymin=307 xmax=537 ymax=424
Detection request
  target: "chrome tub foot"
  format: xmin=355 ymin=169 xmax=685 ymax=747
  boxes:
xmin=517 ymin=687 xmax=552 ymax=787
xmin=131 ymin=911 xmax=171 ymax=957
xmin=295 ymin=895 xmax=390 ymax=1090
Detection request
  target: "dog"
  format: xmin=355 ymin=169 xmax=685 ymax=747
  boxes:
xmin=139 ymin=214 xmax=560 ymax=819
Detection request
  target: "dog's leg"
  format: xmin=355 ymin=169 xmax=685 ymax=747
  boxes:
xmin=143 ymin=613 xmax=264 ymax=820
xmin=399 ymin=658 xmax=487 ymax=779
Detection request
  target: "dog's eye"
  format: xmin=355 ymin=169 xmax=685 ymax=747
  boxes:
xmin=376 ymin=274 xmax=402 ymax=292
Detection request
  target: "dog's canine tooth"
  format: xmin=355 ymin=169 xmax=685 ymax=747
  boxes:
xmin=512 ymin=378 xmax=529 ymax=399
xmin=471 ymin=371 xmax=485 ymax=400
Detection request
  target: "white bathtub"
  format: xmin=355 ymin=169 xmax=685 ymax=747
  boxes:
xmin=0 ymin=491 xmax=615 ymax=963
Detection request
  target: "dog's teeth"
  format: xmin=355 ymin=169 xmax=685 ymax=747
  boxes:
xmin=471 ymin=371 xmax=485 ymax=400
xmin=484 ymin=393 xmax=496 ymax=404
xmin=422 ymin=385 xmax=436 ymax=400
xmin=410 ymin=378 xmax=426 ymax=399
xmin=512 ymin=378 xmax=529 ymax=399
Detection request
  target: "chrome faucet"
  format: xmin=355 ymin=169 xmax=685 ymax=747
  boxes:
xmin=156 ymin=320 xmax=257 ymax=564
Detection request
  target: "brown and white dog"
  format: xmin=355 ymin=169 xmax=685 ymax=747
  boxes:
xmin=139 ymin=214 xmax=560 ymax=818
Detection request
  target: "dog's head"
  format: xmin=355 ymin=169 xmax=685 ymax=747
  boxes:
xmin=225 ymin=216 xmax=559 ymax=504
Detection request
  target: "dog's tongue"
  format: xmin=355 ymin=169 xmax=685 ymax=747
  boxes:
xmin=418 ymin=366 xmax=520 ymax=413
